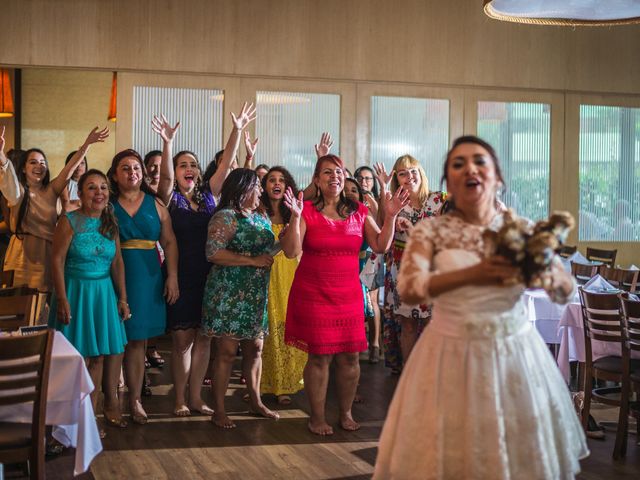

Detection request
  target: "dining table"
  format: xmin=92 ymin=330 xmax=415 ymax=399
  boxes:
xmin=0 ymin=331 xmax=102 ymax=476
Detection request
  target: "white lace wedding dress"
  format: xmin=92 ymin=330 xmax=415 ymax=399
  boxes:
xmin=373 ymin=214 xmax=589 ymax=480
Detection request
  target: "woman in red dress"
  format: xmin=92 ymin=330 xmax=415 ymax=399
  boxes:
xmin=281 ymin=154 xmax=408 ymax=435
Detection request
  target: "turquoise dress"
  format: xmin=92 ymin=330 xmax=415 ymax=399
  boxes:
xmin=49 ymin=211 xmax=127 ymax=357
xmin=113 ymin=193 xmax=166 ymax=341
xmin=202 ymin=209 xmax=274 ymax=339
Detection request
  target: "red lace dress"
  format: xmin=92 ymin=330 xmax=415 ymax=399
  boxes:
xmin=285 ymin=200 xmax=369 ymax=355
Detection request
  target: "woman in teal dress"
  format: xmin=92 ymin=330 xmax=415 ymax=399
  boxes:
xmin=50 ymin=169 xmax=130 ymax=430
xmin=108 ymin=149 xmax=179 ymax=425
xmin=202 ymin=168 xmax=279 ymax=429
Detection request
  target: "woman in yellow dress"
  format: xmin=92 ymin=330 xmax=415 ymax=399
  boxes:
xmin=260 ymin=166 xmax=307 ymax=405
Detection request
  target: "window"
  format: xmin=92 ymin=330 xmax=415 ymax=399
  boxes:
xmin=255 ymin=91 xmax=341 ymax=187
xmin=579 ymin=105 xmax=640 ymax=241
xmin=370 ymin=96 xmax=449 ymax=191
xmin=133 ymin=86 xmax=224 ymax=167
xmin=477 ymin=101 xmax=551 ymax=221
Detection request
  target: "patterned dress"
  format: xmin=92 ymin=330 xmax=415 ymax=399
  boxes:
xmin=201 ymin=208 xmax=274 ymax=339
xmin=260 ymin=223 xmax=306 ymax=396
xmin=49 ymin=212 xmax=127 ymax=357
xmin=383 ymin=191 xmax=445 ymax=371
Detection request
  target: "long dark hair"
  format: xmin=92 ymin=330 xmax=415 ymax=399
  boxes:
xmin=312 ymin=154 xmax=358 ymax=218
xmin=260 ymin=166 xmax=298 ymax=224
xmin=77 ymin=169 xmax=119 ymax=240
xmin=354 ymin=165 xmax=380 ymax=199
xmin=440 ymin=135 xmax=505 ymax=214
xmin=344 ymin=177 xmax=365 ymax=203
xmin=107 ymin=149 xmax=156 ymax=198
xmin=16 ymin=148 xmax=50 ymax=236
xmin=216 ymin=168 xmax=260 ymax=213
xmin=173 ymin=150 xmax=205 ymax=206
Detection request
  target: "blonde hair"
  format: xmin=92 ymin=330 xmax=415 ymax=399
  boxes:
xmin=390 ymin=154 xmax=430 ymax=204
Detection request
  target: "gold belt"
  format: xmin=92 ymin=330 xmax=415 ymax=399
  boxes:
xmin=121 ymin=239 xmax=157 ymax=250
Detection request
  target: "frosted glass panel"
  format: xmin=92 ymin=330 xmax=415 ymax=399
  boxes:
xmin=133 ymin=86 xmax=223 ymax=167
xmin=478 ymin=101 xmax=551 ymax=221
xmin=370 ymin=96 xmax=449 ymax=191
xmin=579 ymin=105 xmax=640 ymax=241
xmin=255 ymin=91 xmax=340 ymax=187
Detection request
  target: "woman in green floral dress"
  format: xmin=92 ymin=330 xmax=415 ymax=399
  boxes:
xmin=202 ymin=168 xmax=279 ymax=428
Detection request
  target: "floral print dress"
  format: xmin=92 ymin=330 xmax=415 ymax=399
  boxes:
xmin=201 ymin=208 xmax=274 ymax=340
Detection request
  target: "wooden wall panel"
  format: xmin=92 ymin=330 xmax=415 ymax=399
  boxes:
xmin=1 ymin=0 xmax=640 ymax=95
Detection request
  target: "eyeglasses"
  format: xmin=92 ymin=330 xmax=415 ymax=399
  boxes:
xmin=356 ymin=176 xmax=374 ymax=182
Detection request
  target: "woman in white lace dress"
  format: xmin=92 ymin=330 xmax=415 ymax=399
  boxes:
xmin=374 ymin=136 xmax=588 ymax=480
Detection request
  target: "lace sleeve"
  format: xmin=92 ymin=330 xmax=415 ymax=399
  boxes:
xmin=206 ymin=209 xmax=238 ymax=259
xmin=397 ymin=220 xmax=436 ymax=305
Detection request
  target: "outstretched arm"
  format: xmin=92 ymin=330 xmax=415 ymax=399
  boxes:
xmin=209 ymin=102 xmax=257 ymax=197
xmin=373 ymin=162 xmax=393 ymax=227
xmin=243 ymin=131 xmax=259 ymax=169
xmin=152 ymin=114 xmax=181 ymax=205
xmin=50 ymin=127 xmax=110 ymax=196
xmin=0 ymin=126 xmax=21 ymax=206
xmin=280 ymin=188 xmax=306 ymax=258
xmin=303 ymin=132 xmax=334 ymax=200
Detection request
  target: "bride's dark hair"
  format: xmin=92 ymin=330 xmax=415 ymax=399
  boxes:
xmin=440 ymin=136 xmax=505 ymax=214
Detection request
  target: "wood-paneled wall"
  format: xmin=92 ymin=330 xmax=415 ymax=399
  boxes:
xmin=2 ymin=0 xmax=640 ymax=95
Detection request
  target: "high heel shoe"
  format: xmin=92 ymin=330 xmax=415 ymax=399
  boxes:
xmin=104 ymin=412 xmax=128 ymax=428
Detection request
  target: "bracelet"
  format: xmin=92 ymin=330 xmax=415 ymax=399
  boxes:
xmin=118 ymin=300 xmax=129 ymax=306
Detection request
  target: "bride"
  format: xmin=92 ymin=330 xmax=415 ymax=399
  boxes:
xmin=373 ymin=136 xmax=589 ymax=479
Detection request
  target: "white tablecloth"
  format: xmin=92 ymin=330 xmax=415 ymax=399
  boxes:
xmin=522 ymin=289 xmax=564 ymax=344
xmin=0 ymin=331 xmax=102 ymax=475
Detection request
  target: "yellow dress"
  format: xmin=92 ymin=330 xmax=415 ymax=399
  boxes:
xmin=261 ymin=223 xmax=306 ymax=396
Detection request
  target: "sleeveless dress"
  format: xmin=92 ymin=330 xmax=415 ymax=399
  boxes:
xmin=383 ymin=191 xmax=445 ymax=371
xmin=48 ymin=211 xmax=127 ymax=357
xmin=261 ymin=223 xmax=306 ymax=396
xmin=285 ymin=201 xmax=369 ymax=355
xmin=201 ymin=209 xmax=274 ymax=339
xmin=0 ymin=160 xmax=59 ymax=290
xmin=166 ymin=191 xmax=216 ymax=331
xmin=113 ymin=193 xmax=166 ymax=341
xmin=373 ymin=214 xmax=589 ymax=480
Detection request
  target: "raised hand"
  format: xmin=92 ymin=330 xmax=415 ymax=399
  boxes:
xmin=151 ymin=114 xmax=180 ymax=143
xmin=385 ymin=186 xmax=410 ymax=218
xmin=244 ymin=131 xmax=259 ymax=158
xmin=374 ymin=162 xmax=393 ymax=187
xmin=0 ymin=125 xmax=5 ymax=154
xmin=284 ymin=187 xmax=304 ymax=218
xmin=83 ymin=126 xmax=110 ymax=147
xmin=231 ymin=102 xmax=257 ymax=131
xmin=314 ymin=132 xmax=334 ymax=158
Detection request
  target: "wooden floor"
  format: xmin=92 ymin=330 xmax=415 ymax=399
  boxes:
xmin=7 ymin=342 xmax=640 ymax=479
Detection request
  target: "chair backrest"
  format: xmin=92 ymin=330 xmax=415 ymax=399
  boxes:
xmin=586 ymin=247 xmax=617 ymax=267
xmin=578 ymin=288 xmax=625 ymax=352
xmin=559 ymin=245 xmax=578 ymax=259
xmin=620 ymin=294 xmax=640 ymax=354
xmin=0 ymin=329 xmax=54 ymax=459
xmin=0 ymin=287 xmax=39 ymax=331
xmin=599 ymin=265 xmax=639 ymax=292
xmin=0 ymin=269 xmax=14 ymax=288
xmin=571 ymin=262 xmax=599 ymax=285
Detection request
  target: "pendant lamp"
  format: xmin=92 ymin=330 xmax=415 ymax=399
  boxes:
xmin=0 ymin=69 xmax=14 ymax=118
xmin=108 ymin=72 xmax=117 ymax=122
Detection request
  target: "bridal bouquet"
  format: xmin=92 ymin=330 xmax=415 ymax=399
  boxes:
xmin=482 ymin=209 xmax=575 ymax=288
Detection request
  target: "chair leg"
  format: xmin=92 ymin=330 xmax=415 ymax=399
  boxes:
xmin=613 ymin=381 xmax=630 ymax=460
xmin=582 ymin=369 xmax=593 ymax=431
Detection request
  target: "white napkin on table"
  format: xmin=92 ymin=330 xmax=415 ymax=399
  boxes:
xmin=569 ymin=251 xmax=593 ymax=265
xmin=582 ymin=274 xmax=616 ymax=292
xmin=628 ymin=264 xmax=639 ymax=271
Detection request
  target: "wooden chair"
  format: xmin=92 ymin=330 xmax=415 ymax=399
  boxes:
xmin=619 ymin=294 xmax=640 ymax=458
xmin=586 ymin=247 xmax=617 ymax=267
xmin=579 ymin=289 xmax=640 ymax=458
xmin=0 ymin=329 xmax=54 ymax=479
xmin=0 ymin=287 xmax=39 ymax=331
xmin=571 ymin=262 xmax=598 ymax=286
xmin=599 ymin=265 xmax=639 ymax=293
xmin=0 ymin=269 xmax=14 ymax=288
xmin=559 ymin=245 xmax=577 ymax=259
